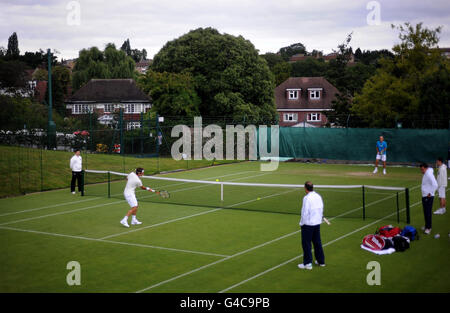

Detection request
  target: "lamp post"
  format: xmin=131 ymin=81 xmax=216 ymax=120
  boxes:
xmin=47 ymin=49 xmax=56 ymax=149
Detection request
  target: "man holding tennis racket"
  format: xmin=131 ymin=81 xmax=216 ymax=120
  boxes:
xmin=120 ymin=167 xmax=163 ymax=228
xmin=298 ymin=181 xmax=326 ymax=270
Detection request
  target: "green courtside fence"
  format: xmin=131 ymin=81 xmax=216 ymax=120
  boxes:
xmin=275 ymin=127 xmax=450 ymax=164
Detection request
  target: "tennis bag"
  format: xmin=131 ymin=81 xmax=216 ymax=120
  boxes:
xmin=392 ymin=236 xmax=410 ymax=252
xmin=376 ymin=225 xmax=402 ymax=238
xmin=400 ymin=225 xmax=419 ymax=241
xmin=362 ymin=234 xmax=386 ymax=250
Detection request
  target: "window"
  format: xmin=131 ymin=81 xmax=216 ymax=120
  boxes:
xmin=307 ymin=113 xmax=321 ymax=122
xmin=125 ymin=104 xmax=135 ymax=113
xmin=72 ymin=104 xmax=91 ymax=114
xmin=126 ymin=122 xmax=141 ymax=130
xmin=288 ymin=90 xmax=298 ymax=99
xmin=309 ymin=90 xmax=321 ymax=100
xmin=104 ymin=104 xmax=114 ymax=113
xmin=283 ymin=113 xmax=298 ymax=122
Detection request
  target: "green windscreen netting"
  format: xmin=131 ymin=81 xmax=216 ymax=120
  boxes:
xmin=275 ymin=127 xmax=449 ymax=163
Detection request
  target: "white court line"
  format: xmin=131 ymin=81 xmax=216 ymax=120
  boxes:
xmin=134 ymin=186 xmax=419 ymax=293
xmin=135 ymin=229 xmax=301 ymax=293
xmin=327 ymin=185 xmax=420 ymax=221
xmin=0 ymin=171 xmax=271 ymax=226
xmin=218 ymin=200 xmax=423 ymax=293
xmin=0 ymin=170 xmax=256 ymax=218
xmin=100 ymin=187 xmax=295 ymax=240
xmin=0 ymin=225 xmax=230 ymax=258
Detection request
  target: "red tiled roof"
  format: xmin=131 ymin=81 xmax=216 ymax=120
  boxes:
xmin=275 ymin=77 xmax=339 ymax=110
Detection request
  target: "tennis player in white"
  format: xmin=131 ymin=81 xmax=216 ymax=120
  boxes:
xmin=120 ymin=167 xmax=158 ymax=228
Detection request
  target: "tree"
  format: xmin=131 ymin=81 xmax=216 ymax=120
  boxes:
xmin=45 ymin=66 xmax=71 ymax=116
xmin=6 ymin=32 xmax=20 ymax=58
xmin=272 ymin=62 xmax=292 ymax=86
xmin=351 ymin=22 xmax=450 ymax=128
xmin=260 ymin=52 xmax=284 ymax=70
xmin=0 ymin=59 xmax=27 ymax=90
xmin=151 ymin=27 xmax=277 ymax=123
xmin=32 ymin=68 xmax=48 ymax=81
xmin=72 ymin=45 xmax=136 ymax=91
xmin=278 ymin=43 xmax=306 ymax=61
xmin=138 ymin=70 xmax=200 ymax=117
xmin=291 ymin=58 xmax=328 ymax=78
xmin=120 ymin=39 xmax=131 ymax=56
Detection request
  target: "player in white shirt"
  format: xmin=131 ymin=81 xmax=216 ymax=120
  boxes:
xmin=70 ymin=149 xmax=83 ymax=194
xmin=434 ymin=157 xmax=447 ymax=215
xmin=298 ymin=181 xmax=325 ymax=270
xmin=120 ymin=168 xmax=160 ymax=228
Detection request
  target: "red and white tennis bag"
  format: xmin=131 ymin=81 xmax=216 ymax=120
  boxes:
xmin=376 ymin=225 xmax=402 ymax=238
xmin=362 ymin=234 xmax=386 ymax=250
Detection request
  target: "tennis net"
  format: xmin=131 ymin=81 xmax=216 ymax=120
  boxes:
xmin=82 ymin=170 xmax=410 ymax=223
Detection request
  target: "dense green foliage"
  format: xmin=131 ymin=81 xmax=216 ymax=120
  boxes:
xmin=352 ymin=23 xmax=450 ymax=128
xmin=72 ymin=44 xmax=136 ymax=91
xmin=151 ymin=28 xmax=277 ymax=123
xmin=138 ymin=70 xmax=200 ymax=117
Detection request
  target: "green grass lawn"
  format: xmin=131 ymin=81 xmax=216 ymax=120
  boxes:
xmin=0 ymin=160 xmax=449 ymax=293
xmin=0 ymin=145 xmax=238 ymax=198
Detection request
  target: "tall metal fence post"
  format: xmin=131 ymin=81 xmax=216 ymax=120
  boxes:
xmin=405 ymin=188 xmax=410 ymax=224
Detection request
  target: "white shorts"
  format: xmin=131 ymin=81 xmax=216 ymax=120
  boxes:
xmin=124 ymin=193 xmax=138 ymax=208
xmin=438 ymin=186 xmax=446 ymax=199
xmin=376 ymin=154 xmax=386 ymax=162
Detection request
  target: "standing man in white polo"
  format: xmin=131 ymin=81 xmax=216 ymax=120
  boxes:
xmin=434 ymin=157 xmax=447 ymax=215
xmin=298 ymin=181 xmax=325 ymax=270
xmin=70 ymin=149 xmax=83 ymax=195
xmin=420 ymin=163 xmax=438 ymax=235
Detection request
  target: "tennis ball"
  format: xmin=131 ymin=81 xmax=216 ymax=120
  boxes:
xmin=257 ymin=197 xmax=260 ymax=200
xmin=216 ymin=179 xmax=219 ymax=182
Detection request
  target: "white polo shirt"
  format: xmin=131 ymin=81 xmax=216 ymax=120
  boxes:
xmin=421 ymin=167 xmax=438 ymax=197
xmin=70 ymin=155 xmax=82 ymax=172
xmin=437 ymin=164 xmax=447 ymax=188
xmin=124 ymin=172 xmax=143 ymax=196
xmin=299 ymin=191 xmax=324 ymax=226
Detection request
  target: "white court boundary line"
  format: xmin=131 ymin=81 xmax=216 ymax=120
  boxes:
xmin=0 ymin=170 xmax=256 ymax=218
xmin=0 ymin=171 xmax=270 ymax=226
xmin=134 ymin=185 xmax=419 ymax=293
xmin=100 ymin=188 xmax=295 ymax=240
xmin=0 ymin=225 xmax=230 ymax=258
xmin=218 ymin=200 xmax=423 ymax=293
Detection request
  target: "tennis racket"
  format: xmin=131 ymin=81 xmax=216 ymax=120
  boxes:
xmin=157 ymin=190 xmax=170 ymax=199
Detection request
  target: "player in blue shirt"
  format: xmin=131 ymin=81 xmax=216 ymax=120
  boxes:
xmin=373 ymin=136 xmax=387 ymax=175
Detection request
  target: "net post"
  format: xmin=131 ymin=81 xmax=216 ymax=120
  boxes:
xmin=396 ymin=191 xmax=399 ymax=223
xmin=405 ymin=188 xmax=410 ymax=224
xmin=108 ymin=171 xmax=111 ymax=198
xmin=220 ymin=183 xmax=223 ymax=202
xmin=81 ymin=170 xmax=85 ymax=196
xmin=362 ymin=185 xmax=365 ymax=220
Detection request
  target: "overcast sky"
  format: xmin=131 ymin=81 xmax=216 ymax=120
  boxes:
xmin=1 ymin=0 xmax=449 ymax=61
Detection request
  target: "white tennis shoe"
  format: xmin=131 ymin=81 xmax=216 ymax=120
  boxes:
xmin=383 ymin=169 xmax=386 ymax=175
xmin=131 ymin=218 xmax=142 ymax=225
xmin=434 ymin=208 xmax=446 ymax=215
xmin=373 ymin=168 xmax=378 ymax=174
xmin=315 ymin=260 xmax=326 ymax=267
xmin=298 ymin=263 xmax=312 ymax=270
xmin=120 ymin=219 xmax=130 ymax=228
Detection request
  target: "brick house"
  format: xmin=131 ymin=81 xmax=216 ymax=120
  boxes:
xmin=275 ymin=77 xmax=339 ymax=127
xmin=65 ymin=79 xmax=152 ymax=129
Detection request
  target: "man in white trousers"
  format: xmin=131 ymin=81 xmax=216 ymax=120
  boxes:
xmin=434 ymin=157 xmax=447 ymax=215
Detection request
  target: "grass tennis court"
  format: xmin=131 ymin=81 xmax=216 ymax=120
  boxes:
xmin=0 ymin=161 xmax=449 ymax=293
